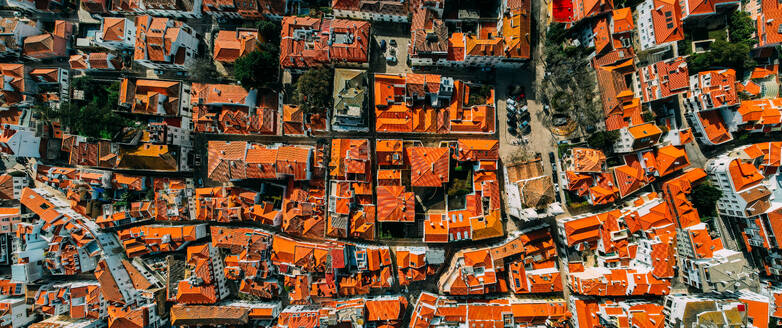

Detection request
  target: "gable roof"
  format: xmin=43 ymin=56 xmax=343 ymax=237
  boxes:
xmin=213 ymin=29 xmax=259 ymax=63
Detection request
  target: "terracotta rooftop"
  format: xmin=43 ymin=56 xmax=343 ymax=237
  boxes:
xmin=280 ymin=16 xmax=370 ymax=68
xmin=213 ymin=29 xmax=259 ymax=63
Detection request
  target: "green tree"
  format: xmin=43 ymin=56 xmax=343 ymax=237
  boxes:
xmin=59 ymin=77 xmax=130 ymax=139
xmin=587 ymin=130 xmax=620 ymax=153
xmin=546 ymin=23 xmax=567 ymax=48
xmin=233 ymin=43 xmax=280 ymax=90
xmin=687 ymin=38 xmax=755 ymax=75
xmin=295 ymin=67 xmax=333 ymax=114
xmin=692 ymin=183 xmax=723 ymax=217
xmin=257 ymin=20 xmax=281 ymax=45
xmin=641 ymin=111 xmax=655 ymax=123
xmin=729 ymin=10 xmax=756 ymax=47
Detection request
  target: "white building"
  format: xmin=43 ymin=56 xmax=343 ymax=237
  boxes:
xmin=635 ymin=0 xmax=680 ymax=53
xmin=0 ymin=124 xmax=40 ymax=158
xmin=613 ymin=122 xmax=663 ymax=153
xmin=111 ymin=0 xmax=203 ymax=18
xmin=677 ymin=231 xmax=759 ymax=293
xmin=705 ymin=149 xmax=774 ymax=219
xmin=663 ymin=294 xmax=749 ymax=328
xmin=0 ymin=298 xmax=35 ymax=328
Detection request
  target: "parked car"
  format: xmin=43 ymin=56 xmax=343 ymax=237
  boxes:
xmin=390 ymin=39 xmax=397 ymax=47
xmin=519 ymin=121 xmax=531 ymax=134
xmin=507 ymin=126 xmax=517 ymax=136
xmin=518 ymin=111 xmax=530 ymax=121
xmin=380 ymin=40 xmax=387 ymax=51
xmin=386 ymin=55 xmax=397 ymax=64
xmin=548 ymin=152 xmax=556 ymax=164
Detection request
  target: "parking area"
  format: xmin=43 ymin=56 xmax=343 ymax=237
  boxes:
xmin=371 ymin=22 xmax=412 ymax=74
xmin=496 ymin=70 xmax=556 ymax=170
xmin=371 ymin=35 xmax=412 ymax=74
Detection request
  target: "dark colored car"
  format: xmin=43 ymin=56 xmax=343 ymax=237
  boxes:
xmin=519 ymin=121 xmax=531 ymax=134
xmin=548 ymin=152 xmax=556 ymax=164
xmin=380 ymin=40 xmax=387 ymax=52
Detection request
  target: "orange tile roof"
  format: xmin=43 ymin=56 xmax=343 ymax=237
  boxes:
xmin=377 ymin=186 xmax=415 ymax=222
xmin=118 ymin=78 xmax=182 ymax=116
xmin=562 ymin=213 xmax=605 ymax=247
xmin=366 ymin=296 xmax=408 ymax=322
xmin=280 ymin=17 xmax=370 ymax=68
xmin=627 ymin=122 xmax=663 ymax=141
xmin=213 ymin=29 xmax=259 ymax=62
xmin=728 ymin=158 xmax=765 ymax=191
xmin=650 ymin=0 xmax=684 ymax=45
xmin=329 ymin=139 xmax=370 ymax=179
xmin=170 ymin=304 xmax=249 ymax=326
xmin=374 ymin=74 xmax=494 ymax=134
xmin=612 ymin=163 xmax=646 ymax=198
xmin=688 ymin=69 xmax=738 ymax=110
xmin=118 ymin=224 xmax=204 ymax=257
xmin=697 ymin=110 xmax=733 ymax=145
xmin=407 ymin=147 xmax=450 ymax=187
xmin=684 ymin=0 xmax=740 ymax=17
xmin=738 ymin=98 xmax=782 ymax=126
xmin=758 ymin=0 xmax=782 ymax=47
xmin=102 ymin=17 xmax=127 ymax=41
xmin=569 ymin=148 xmax=607 ymax=173
xmin=207 ymin=141 xmax=312 ymax=182
xmin=500 ymin=4 xmax=531 ymax=59
xmin=654 ymin=145 xmax=690 ymax=177
xmin=612 ymin=8 xmax=634 ymax=33
xmin=571 ymin=0 xmax=613 ymax=22
xmin=456 ymin=139 xmax=499 ymax=162
xmin=661 ymin=168 xmax=707 ymax=228
xmin=638 ymin=57 xmax=689 ymax=103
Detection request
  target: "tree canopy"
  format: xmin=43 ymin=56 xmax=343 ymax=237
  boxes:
xmin=692 ymin=183 xmax=723 ymax=217
xmin=729 ymin=10 xmax=756 ymax=47
xmin=257 ymin=20 xmax=281 ymax=45
xmin=40 ymin=77 xmax=131 ymax=139
xmin=294 ymin=68 xmax=333 ymax=114
xmin=587 ymin=130 xmax=620 ymax=154
xmin=687 ymin=11 xmax=757 ymax=75
xmin=542 ymin=43 xmax=602 ymax=129
xmin=233 ymin=43 xmax=280 ymax=90
xmin=686 ymin=38 xmax=755 ymax=75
